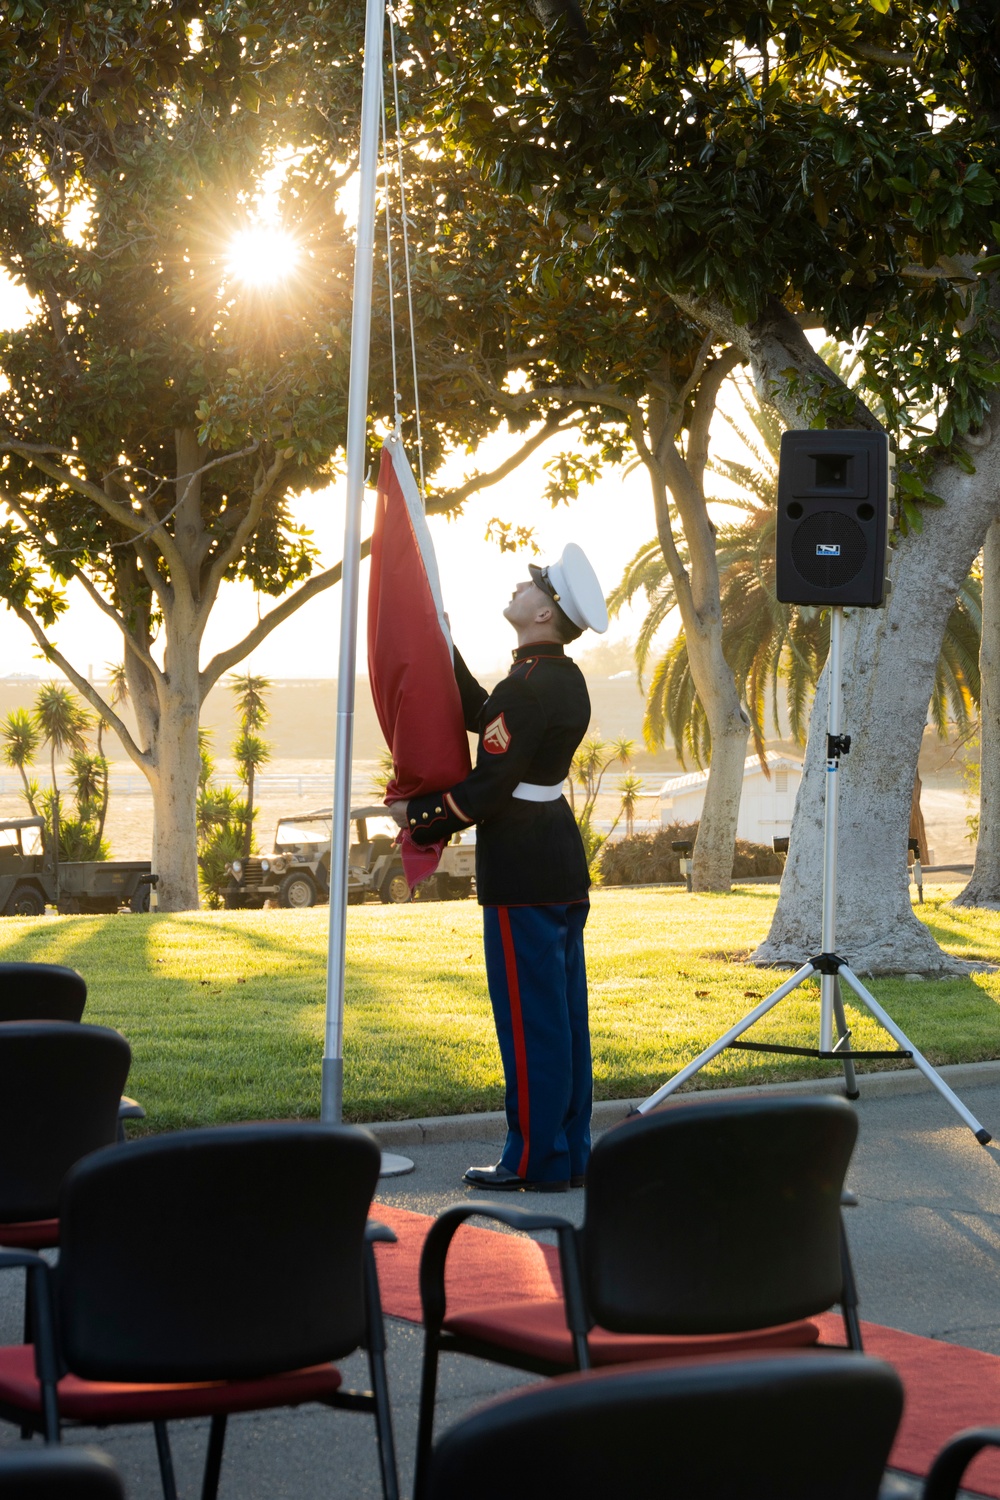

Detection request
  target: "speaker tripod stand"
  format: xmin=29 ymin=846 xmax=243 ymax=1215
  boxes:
xmin=636 ymin=606 xmax=991 ymax=1146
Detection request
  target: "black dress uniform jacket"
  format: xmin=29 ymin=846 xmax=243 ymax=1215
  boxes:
xmin=407 ymin=643 xmax=591 ymax=907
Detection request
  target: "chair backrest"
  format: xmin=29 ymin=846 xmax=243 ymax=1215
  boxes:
xmin=427 ymin=1353 xmax=903 ymax=1500
xmin=581 ymin=1093 xmax=857 ymax=1333
xmin=0 ymin=962 xmax=87 ymax=1023
xmin=0 ymin=1022 xmax=131 ymax=1223
xmin=56 ymin=1122 xmax=381 ymax=1383
xmin=0 ymin=1446 xmax=125 ymax=1499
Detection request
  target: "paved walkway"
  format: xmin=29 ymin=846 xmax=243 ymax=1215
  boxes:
xmin=4 ymin=1076 xmax=1000 ymax=1497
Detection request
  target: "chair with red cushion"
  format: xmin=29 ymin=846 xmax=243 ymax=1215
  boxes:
xmin=0 ymin=1123 xmax=399 ymax=1500
xmin=0 ymin=1446 xmax=124 ymax=1499
xmin=414 ymin=1093 xmax=862 ymax=1495
xmin=424 ymin=1352 xmax=904 ymax=1500
xmin=924 ymin=1429 xmax=1000 ymax=1499
xmin=0 ymin=1022 xmax=131 ymax=1253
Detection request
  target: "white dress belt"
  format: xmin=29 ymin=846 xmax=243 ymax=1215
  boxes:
xmin=512 ymin=781 xmax=565 ymax=802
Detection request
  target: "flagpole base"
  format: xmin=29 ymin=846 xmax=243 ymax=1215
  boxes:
xmin=320 ymin=1057 xmax=343 ymax=1125
xmin=379 ymin=1151 xmax=415 ymax=1177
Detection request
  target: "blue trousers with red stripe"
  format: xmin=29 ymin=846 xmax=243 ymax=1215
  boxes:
xmin=482 ymin=901 xmax=592 ymax=1184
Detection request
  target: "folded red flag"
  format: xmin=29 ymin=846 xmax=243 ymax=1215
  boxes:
xmin=367 ymin=437 xmax=472 ymax=889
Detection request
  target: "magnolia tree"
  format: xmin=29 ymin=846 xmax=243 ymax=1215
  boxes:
xmin=415 ymin=0 xmax=1000 ymax=970
xmin=0 ymin=1 xmax=555 ymax=908
xmin=954 ymin=520 xmax=1000 ymax=908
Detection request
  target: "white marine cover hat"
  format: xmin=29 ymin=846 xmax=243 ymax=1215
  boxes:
xmin=529 ymin=543 xmax=609 ymax=633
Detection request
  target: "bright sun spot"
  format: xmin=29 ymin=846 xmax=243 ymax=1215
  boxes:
xmin=226 ymin=227 xmax=299 ymax=287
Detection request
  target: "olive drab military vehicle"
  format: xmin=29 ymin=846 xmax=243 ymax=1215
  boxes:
xmin=224 ymin=806 xmax=475 ymax=909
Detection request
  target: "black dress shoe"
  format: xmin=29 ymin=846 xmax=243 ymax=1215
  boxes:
xmin=463 ymin=1164 xmax=570 ymax=1193
xmin=570 ymin=1175 xmax=586 ymax=1190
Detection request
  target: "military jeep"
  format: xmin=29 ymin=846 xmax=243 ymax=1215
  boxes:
xmin=224 ymin=806 xmax=475 ymax=909
xmin=0 ymin=816 xmax=156 ymax=915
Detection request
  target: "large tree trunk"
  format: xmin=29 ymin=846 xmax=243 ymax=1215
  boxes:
xmin=954 ymin=517 xmax=1000 ymax=907
xmin=149 ymin=659 xmax=202 ymax=912
xmin=683 ymin=616 xmax=751 ymax=890
xmin=753 ymin=456 xmax=1000 ymax=975
xmin=645 ymin=350 xmax=750 ymax=892
xmin=909 ymin=771 xmax=929 ymax=865
xmin=695 ymin=721 xmax=750 ymax=890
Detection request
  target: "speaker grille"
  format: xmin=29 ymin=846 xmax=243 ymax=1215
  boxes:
xmin=791 ymin=511 xmax=867 ymax=588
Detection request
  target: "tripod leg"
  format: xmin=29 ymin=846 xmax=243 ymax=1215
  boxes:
xmin=636 ymin=963 xmax=817 ymax=1112
xmin=837 ymin=965 xmax=992 ymax=1144
xmin=832 ymin=978 xmax=859 ymax=1100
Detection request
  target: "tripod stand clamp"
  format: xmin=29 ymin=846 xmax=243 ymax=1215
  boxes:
xmin=827 ymin=733 xmax=852 ymax=760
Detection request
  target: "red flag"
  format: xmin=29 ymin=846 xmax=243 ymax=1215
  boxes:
xmin=367 ymin=437 xmax=472 ymax=887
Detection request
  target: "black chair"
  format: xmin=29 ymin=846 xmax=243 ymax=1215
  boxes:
xmin=0 ymin=966 xmax=143 ymax=1137
xmin=0 ymin=1123 xmax=399 ymax=1500
xmin=0 ymin=964 xmax=86 ymax=1024
xmin=415 ymin=1094 xmax=862 ymax=1493
xmin=0 ymin=1023 xmax=131 ymax=1251
xmin=0 ymin=1447 xmax=124 ymax=1499
xmin=924 ymin=1428 xmax=1000 ymax=1498
xmin=425 ymin=1352 xmax=904 ymax=1500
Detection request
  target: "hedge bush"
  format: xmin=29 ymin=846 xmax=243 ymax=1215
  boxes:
xmin=598 ymin=821 xmax=784 ymax=885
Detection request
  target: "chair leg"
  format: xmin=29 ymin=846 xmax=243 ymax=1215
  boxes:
xmin=153 ymin=1420 xmax=179 ymax=1500
xmin=362 ymin=1241 xmax=399 ymax=1500
xmin=413 ymin=1337 xmax=440 ymax=1500
xmin=200 ymin=1413 xmax=228 ymax=1500
xmin=368 ymin=1343 xmax=399 ymax=1500
xmin=839 ymin=1216 xmax=863 ymax=1351
xmin=20 ymin=1281 xmax=33 ymax=1440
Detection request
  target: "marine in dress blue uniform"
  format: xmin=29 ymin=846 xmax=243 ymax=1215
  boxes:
xmin=393 ymin=545 xmax=608 ymax=1192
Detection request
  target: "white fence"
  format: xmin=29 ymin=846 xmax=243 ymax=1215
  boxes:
xmin=0 ymin=772 xmax=337 ymax=798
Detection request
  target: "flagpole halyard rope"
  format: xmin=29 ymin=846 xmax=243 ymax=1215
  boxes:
xmin=387 ymin=5 xmax=426 ymax=494
xmin=380 ymin=75 xmax=403 ymax=433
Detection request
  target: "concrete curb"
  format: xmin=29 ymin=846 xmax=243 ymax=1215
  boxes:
xmin=364 ymin=1058 xmax=1000 ymax=1147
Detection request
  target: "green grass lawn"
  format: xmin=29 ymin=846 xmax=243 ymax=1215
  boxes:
xmin=2 ymin=885 xmax=999 ymax=1130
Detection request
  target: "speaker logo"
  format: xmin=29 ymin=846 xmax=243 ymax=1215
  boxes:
xmin=816 ymin=544 xmax=841 ymax=556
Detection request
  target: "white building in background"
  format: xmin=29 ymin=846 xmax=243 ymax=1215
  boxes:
xmin=659 ymin=752 xmax=803 ymax=849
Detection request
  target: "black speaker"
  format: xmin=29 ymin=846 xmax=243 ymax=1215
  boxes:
xmin=775 ymin=430 xmax=891 ymax=607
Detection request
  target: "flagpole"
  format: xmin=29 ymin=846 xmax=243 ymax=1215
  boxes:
xmin=321 ymin=0 xmax=386 ymax=1128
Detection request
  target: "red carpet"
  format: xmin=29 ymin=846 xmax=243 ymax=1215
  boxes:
xmin=372 ymin=1202 xmax=1000 ymax=1495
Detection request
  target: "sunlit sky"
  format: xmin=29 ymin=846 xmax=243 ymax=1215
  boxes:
xmin=0 ymin=262 xmax=665 ymax=681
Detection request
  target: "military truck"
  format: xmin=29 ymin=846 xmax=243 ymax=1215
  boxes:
xmin=224 ymin=805 xmax=475 ymax=909
xmin=0 ymin=816 xmax=157 ymax=915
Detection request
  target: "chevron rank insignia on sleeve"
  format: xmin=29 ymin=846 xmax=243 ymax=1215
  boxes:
xmin=482 ymin=712 xmax=511 ymax=755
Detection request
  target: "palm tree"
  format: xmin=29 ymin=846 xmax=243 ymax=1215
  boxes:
xmin=67 ymin=749 xmax=106 ymax=821
xmin=619 ymin=773 xmax=644 ymax=839
xmin=1 ymin=708 xmax=41 ymax=815
xmin=34 ymin=684 xmax=91 ymax=859
xmin=570 ymin=734 xmax=634 ymax=862
xmin=91 ymin=662 xmax=130 ymax=841
xmin=610 ymin=386 xmax=981 ymax=822
xmin=229 ymin=675 xmax=272 ymax=859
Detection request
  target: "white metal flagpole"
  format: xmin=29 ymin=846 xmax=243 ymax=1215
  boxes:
xmin=321 ymin=0 xmax=387 ymax=1127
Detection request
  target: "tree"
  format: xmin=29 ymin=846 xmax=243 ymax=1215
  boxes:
xmin=611 ymin=383 xmax=982 ymax=778
xmin=195 ymin=731 xmax=249 ymax=909
xmin=229 ymin=674 xmax=271 ymax=859
xmin=955 ymin=521 xmax=1000 ymax=907
xmin=618 ymin=772 xmax=644 ymax=840
xmin=0 ymin=708 xmax=40 ymax=815
xmin=385 ymin=152 xmax=760 ymax=890
xmin=61 ymin=746 xmax=110 ymax=860
xmin=93 ymin=663 xmax=131 ymax=844
xmin=0 ymin=2 xmax=551 ymax=910
xmin=34 ymin=683 xmax=90 ymax=861
xmin=415 ymin=0 xmax=1000 ymax=970
xmin=568 ymin=733 xmax=634 ymax=861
